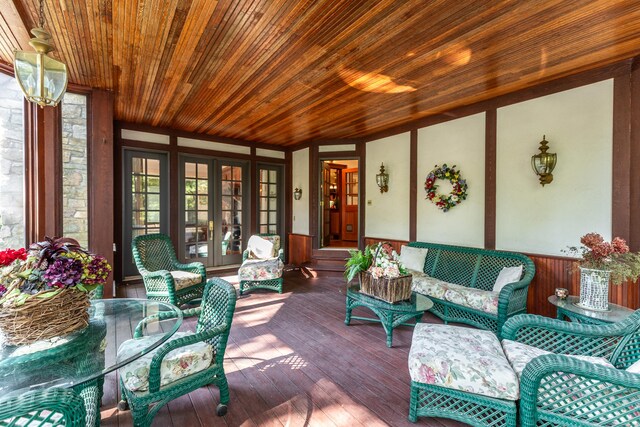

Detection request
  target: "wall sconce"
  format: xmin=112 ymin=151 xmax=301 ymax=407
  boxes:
xmin=293 ymin=187 xmax=302 ymax=200
xmin=376 ymin=163 xmax=389 ymax=193
xmin=531 ymin=135 xmax=557 ymax=186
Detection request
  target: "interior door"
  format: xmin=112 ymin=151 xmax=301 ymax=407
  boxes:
xmin=218 ymin=161 xmax=246 ymax=265
xmin=321 ymin=162 xmax=331 ymax=247
xmin=342 ymin=167 xmax=358 ymax=241
xmin=180 ymin=157 xmax=213 ymax=266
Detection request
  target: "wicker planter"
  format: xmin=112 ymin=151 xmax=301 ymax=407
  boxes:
xmin=578 ymin=267 xmax=611 ymax=311
xmin=359 ymin=271 xmax=412 ymax=303
xmin=0 ymin=287 xmax=90 ymax=346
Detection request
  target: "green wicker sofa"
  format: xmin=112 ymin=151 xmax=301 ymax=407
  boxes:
xmin=407 ymin=242 xmax=535 ymax=338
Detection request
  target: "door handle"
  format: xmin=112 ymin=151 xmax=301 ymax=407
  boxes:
xmin=209 ymin=220 xmax=214 ymax=241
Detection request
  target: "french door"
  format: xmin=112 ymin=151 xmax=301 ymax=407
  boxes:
xmin=179 ymin=156 xmax=247 ymax=267
xmin=123 ymin=150 xmax=169 ymax=276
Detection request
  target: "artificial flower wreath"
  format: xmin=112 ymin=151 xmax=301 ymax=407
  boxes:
xmin=424 ymin=163 xmax=468 ymax=212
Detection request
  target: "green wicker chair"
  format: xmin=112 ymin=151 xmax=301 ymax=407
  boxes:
xmin=502 ymin=311 xmax=640 ymax=427
xmin=238 ymin=234 xmax=284 ymax=295
xmin=0 ymin=388 xmax=86 ymax=426
xmin=118 ymin=277 xmax=237 ymax=427
xmin=132 ymin=233 xmax=206 ymax=306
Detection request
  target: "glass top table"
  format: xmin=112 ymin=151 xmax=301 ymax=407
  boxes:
xmin=548 ymin=295 xmax=634 ymax=325
xmin=345 ymin=285 xmax=433 ymax=347
xmin=0 ymin=298 xmax=183 ymax=396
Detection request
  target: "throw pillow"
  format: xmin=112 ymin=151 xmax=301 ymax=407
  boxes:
xmin=399 ymin=245 xmax=428 ymax=273
xmin=247 ymin=235 xmax=274 ymax=259
xmin=626 ymin=359 xmax=640 ymax=374
xmin=492 ymin=265 xmax=523 ymax=293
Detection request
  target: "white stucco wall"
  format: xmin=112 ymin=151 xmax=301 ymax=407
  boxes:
xmin=365 ymin=132 xmax=411 ymax=240
xmin=416 ymin=113 xmax=486 ymax=247
xmin=292 ymin=148 xmax=310 ymax=234
xmin=496 ymin=79 xmax=613 ymax=256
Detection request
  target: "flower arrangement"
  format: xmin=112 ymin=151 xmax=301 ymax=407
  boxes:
xmin=0 ymin=236 xmax=111 ymax=306
xmin=425 ymin=164 xmax=468 ymax=212
xmin=564 ymin=233 xmax=640 ymax=285
xmin=344 ymin=242 xmax=408 ymax=283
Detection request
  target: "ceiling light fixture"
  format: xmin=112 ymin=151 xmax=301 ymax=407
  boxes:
xmin=13 ymin=0 xmax=68 ymax=107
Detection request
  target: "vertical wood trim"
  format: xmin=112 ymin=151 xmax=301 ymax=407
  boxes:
xmin=629 ymin=61 xmax=640 ymax=252
xmin=250 ymin=147 xmax=257 ymax=236
xmin=113 ymin=122 xmax=123 ymax=283
xmin=169 ymin=135 xmax=179 ymax=250
xmin=285 ymin=150 xmax=292 ymax=261
xmin=358 ymin=140 xmax=366 ymax=249
xmin=309 ymin=145 xmax=319 ymax=246
xmin=484 ymin=109 xmax=497 ymax=249
xmin=43 ymin=106 xmax=62 ymax=237
xmin=24 ymin=101 xmax=42 ymax=243
xmin=89 ymin=90 xmax=114 ymax=297
xmin=409 ymin=130 xmax=417 ymax=242
xmin=612 ymin=74 xmax=632 ymax=243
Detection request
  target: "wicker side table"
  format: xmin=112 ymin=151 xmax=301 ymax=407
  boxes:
xmin=345 ymin=285 xmax=433 ymax=347
xmin=548 ymin=295 xmax=633 ymax=325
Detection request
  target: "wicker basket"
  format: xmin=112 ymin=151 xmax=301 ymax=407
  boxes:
xmin=0 ymin=288 xmax=90 ymax=346
xmin=359 ymin=271 xmax=413 ymax=303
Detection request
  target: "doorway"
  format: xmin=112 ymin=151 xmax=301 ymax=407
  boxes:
xmin=320 ymin=159 xmax=359 ymax=248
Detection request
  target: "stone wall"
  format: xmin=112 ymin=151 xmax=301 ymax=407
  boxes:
xmin=62 ymin=93 xmax=88 ymax=248
xmin=0 ymin=74 xmax=25 ymax=249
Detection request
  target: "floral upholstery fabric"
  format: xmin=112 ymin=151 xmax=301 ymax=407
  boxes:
xmin=409 ymin=324 xmax=519 ymax=400
xmin=501 ymin=339 xmax=614 ymax=379
xmin=170 ymin=270 xmax=202 ymax=291
xmin=412 ymin=276 xmax=499 ymax=314
xmin=238 ymin=258 xmax=284 ymax=281
xmin=117 ymin=332 xmax=213 ymax=392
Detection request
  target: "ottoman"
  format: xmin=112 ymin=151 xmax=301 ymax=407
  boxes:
xmin=408 ymin=323 xmax=518 ymax=426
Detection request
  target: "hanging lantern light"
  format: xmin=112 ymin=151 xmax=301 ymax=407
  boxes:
xmin=13 ymin=0 xmax=68 ymax=107
xmin=531 ymin=135 xmax=557 ymax=186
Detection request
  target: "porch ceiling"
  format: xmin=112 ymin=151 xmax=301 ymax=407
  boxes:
xmin=1 ymin=0 xmax=640 ymax=146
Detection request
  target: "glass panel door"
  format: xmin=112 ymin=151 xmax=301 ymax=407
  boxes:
xmin=219 ymin=162 xmax=245 ymax=265
xmin=123 ymin=150 xmax=169 ymax=276
xmin=258 ymin=165 xmax=282 ymax=235
xmin=181 ymin=158 xmax=212 ymax=265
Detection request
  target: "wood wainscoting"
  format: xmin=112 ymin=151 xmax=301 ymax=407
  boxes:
xmin=527 ymin=254 xmax=640 ymax=318
xmin=363 ymin=237 xmax=409 ymax=255
xmin=288 ymin=233 xmax=313 ymax=266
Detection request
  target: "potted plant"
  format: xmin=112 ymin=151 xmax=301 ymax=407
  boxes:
xmin=344 ymin=242 xmax=411 ymax=303
xmin=565 ymin=233 xmax=640 ymax=311
xmin=0 ymin=236 xmax=111 ymax=345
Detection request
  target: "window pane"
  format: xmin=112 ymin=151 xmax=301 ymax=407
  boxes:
xmin=197 ymin=163 xmax=208 ymax=179
xmin=185 ymin=162 xmax=196 ymax=179
xmin=61 ymin=92 xmax=88 ymax=247
xmin=146 ymin=159 xmax=160 ymax=176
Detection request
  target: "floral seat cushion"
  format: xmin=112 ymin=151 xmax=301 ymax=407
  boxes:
xmin=170 ymin=270 xmax=202 ymax=291
xmin=409 ymin=323 xmax=519 ymax=400
xmin=238 ymin=257 xmax=284 ymax=281
xmin=501 ymin=339 xmax=614 ymax=378
xmin=411 ymin=276 xmax=499 ymax=314
xmin=117 ymin=331 xmax=213 ymax=392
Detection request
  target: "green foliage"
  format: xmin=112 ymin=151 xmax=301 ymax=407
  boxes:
xmin=344 ymin=245 xmax=373 ymax=283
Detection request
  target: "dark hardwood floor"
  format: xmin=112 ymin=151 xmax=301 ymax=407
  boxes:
xmin=102 ymin=268 xmax=465 ymax=427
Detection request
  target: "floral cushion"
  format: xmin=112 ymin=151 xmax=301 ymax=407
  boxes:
xmin=412 ymin=276 xmax=499 ymax=314
xmin=238 ymin=257 xmax=284 ymax=281
xmin=170 ymin=270 xmax=202 ymax=291
xmin=501 ymin=339 xmax=614 ymax=378
xmin=409 ymin=324 xmax=519 ymax=400
xmin=117 ymin=332 xmax=213 ymax=392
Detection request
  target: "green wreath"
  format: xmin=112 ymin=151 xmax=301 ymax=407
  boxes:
xmin=424 ymin=164 xmax=468 ymax=212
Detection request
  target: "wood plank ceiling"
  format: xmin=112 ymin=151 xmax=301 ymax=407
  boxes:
xmin=1 ymin=0 xmax=640 ymax=146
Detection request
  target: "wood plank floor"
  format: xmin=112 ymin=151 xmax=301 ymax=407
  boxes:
xmin=101 ymin=268 xmax=466 ymax=427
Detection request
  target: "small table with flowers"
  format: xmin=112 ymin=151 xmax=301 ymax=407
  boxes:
xmin=345 ymin=285 xmax=433 ymax=347
xmin=548 ymin=295 xmax=633 ymax=325
xmin=0 ymin=299 xmax=182 ymax=426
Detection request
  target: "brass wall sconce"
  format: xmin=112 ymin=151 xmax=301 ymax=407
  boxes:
xmin=293 ymin=187 xmax=302 ymax=200
xmin=13 ymin=0 xmax=68 ymax=107
xmin=531 ymin=135 xmax=557 ymax=186
xmin=376 ymin=163 xmax=389 ymax=193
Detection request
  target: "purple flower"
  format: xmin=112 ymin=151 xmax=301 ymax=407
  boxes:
xmin=43 ymin=257 xmax=83 ymax=288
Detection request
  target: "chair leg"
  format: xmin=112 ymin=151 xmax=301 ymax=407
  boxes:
xmin=216 ymin=373 xmax=230 ymax=416
xmin=408 ymin=384 xmax=418 ymax=422
xmin=239 ymin=282 xmax=244 ymax=296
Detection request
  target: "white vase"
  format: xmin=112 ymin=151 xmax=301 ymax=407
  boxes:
xmin=578 ymin=267 xmax=611 ymax=311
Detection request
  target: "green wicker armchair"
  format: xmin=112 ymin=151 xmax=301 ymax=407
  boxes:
xmin=238 ymin=234 xmax=284 ymax=295
xmin=118 ymin=277 xmax=237 ymax=427
xmin=502 ymin=311 xmax=640 ymax=426
xmin=132 ymin=233 xmax=206 ymax=306
xmin=0 ymin=388 xmax=86 ymax=426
